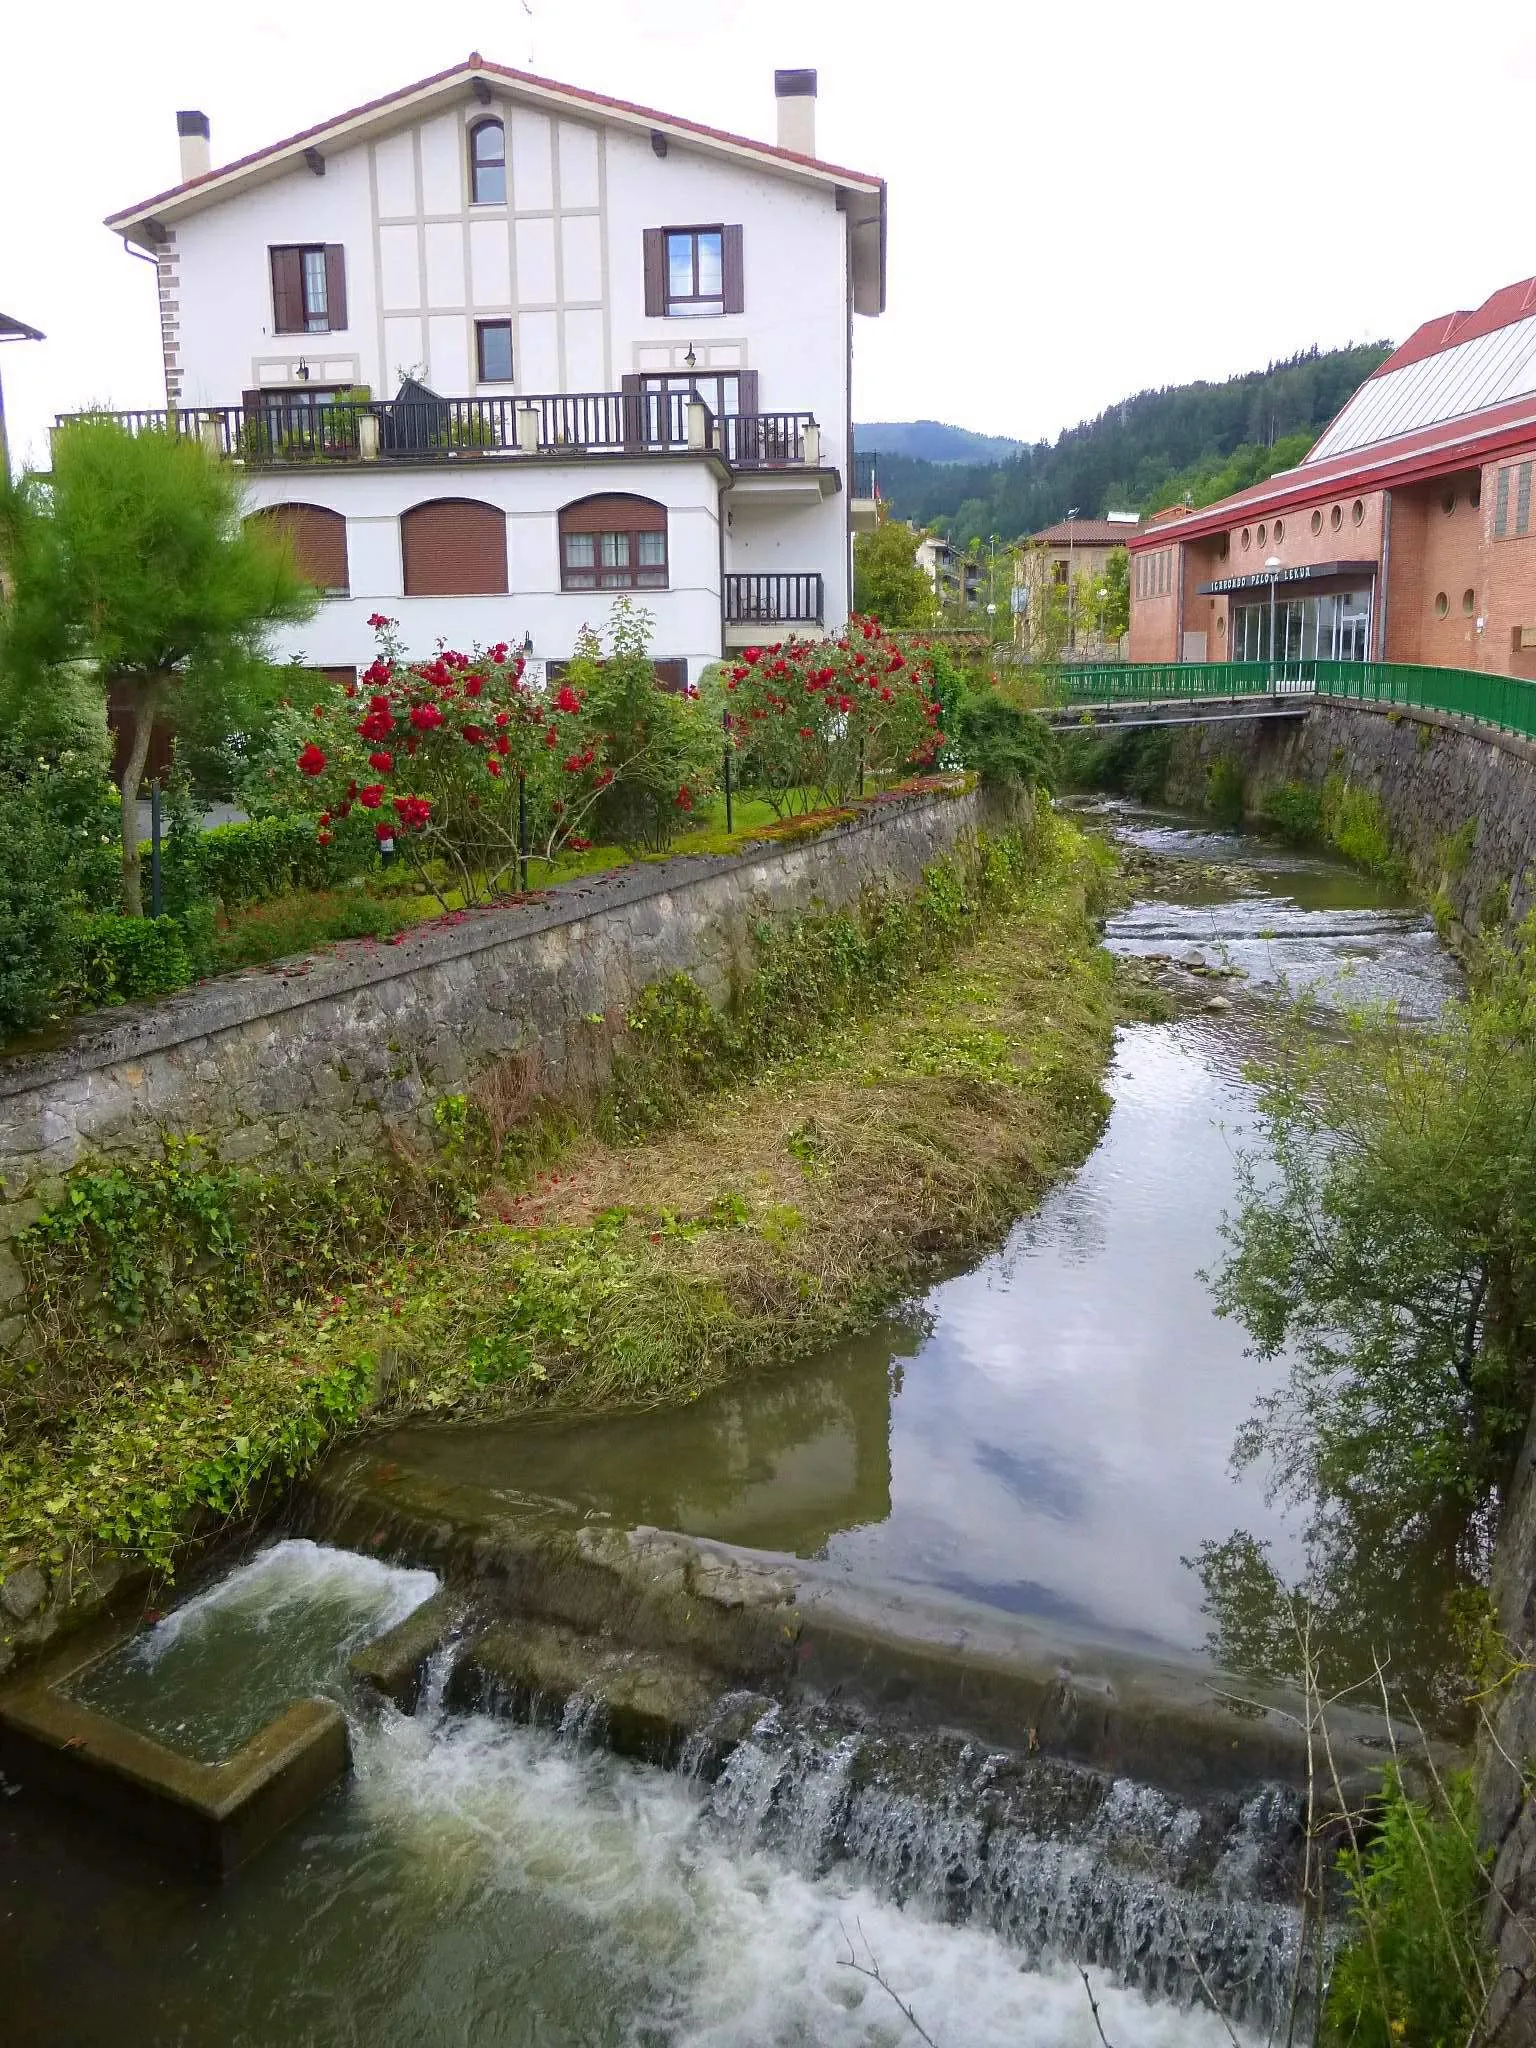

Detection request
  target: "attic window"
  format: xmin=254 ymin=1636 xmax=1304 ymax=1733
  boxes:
xmin=470 ymin=119 xmax=506 ymax=205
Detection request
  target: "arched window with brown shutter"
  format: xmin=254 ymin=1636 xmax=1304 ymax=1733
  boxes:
xmin=249 ymin=502 xmax=350 ymax=594
xmin=559 ymin=494 xmax=668 ymax=591
xmin=401 ymin=499 xmax=508 ymax=596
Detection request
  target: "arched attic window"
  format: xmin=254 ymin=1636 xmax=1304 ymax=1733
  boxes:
xmin=559 ymin=494 xmax=668 ymax=591
xmin=470 ymin=119 xmax=506 ymax=204
xmin=401 ymin=499 xmax=508 ymax=596
xmin=249 ymin=502 xmax=349 ymax=594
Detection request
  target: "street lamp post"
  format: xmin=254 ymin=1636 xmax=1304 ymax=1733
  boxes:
xmin=1264 ymin=555 xmax=1282 ymax=686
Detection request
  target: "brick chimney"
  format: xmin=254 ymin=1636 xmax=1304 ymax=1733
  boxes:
xmin=177 ymin=110 xmax=211 ymax=183
xmin=774 ymin=70 xmax=816 ymax=158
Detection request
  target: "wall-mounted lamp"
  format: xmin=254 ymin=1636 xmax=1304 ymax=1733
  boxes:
xmin=521 ymin=631 xmax=534 ymax=656
xmin=295 ymin=359 xmax=311 ymax=382
xmin=683 ymin=345 xmax=697 ymax=370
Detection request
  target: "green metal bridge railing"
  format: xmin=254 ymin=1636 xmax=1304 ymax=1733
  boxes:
xmin=1049 ymin=660 xmax=1536 ymax=741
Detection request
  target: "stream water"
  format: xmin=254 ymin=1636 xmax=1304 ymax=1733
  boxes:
xmin=0 ymin=805 xmax=1461 ymax=2045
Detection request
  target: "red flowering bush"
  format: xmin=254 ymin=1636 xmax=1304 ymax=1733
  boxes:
xmin=722 ymin=617 xmax=944 ymax=815
xmin=286 ymin=619 xmax=621 ymax=905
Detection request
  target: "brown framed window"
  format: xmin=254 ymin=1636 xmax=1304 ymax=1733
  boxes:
xmin=559 ymin=494 xmax=668 ymax=591
xmin=642 ymin=225 xmax=744 ymax=317
xmin=270 ymin=245 xmax=346 ymax=334
xmin=469 ymin=119 xmax=506 ymax=204
xmin=476 ymin=320 xmax=514 ymax=384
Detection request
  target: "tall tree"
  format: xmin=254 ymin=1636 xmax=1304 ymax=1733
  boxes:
xmin=852 ymin=512 xmax=939 ymax=628
xmin=0 ymin=421 xmax=315 ymax=913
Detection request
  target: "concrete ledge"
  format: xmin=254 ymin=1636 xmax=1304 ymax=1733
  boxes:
xmin=0 ymin=1618 xmax=350 ymax=1880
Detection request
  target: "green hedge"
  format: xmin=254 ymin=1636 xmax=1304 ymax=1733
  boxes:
xmin=161 ymin=814 xmax=379 ymax=912
xmin=64 ymin=909 xmax=217 ymax=1009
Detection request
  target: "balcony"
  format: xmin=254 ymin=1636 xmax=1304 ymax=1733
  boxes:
xmin=851 ymin=448 xmax=879 ymax=533
xmin=723 ymin=571 xmax=825 ymax=647
xmin=55 ymin=394 xmax=830 ymax=478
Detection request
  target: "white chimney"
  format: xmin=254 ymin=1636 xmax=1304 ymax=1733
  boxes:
xmin=774 ymin=69 xmax=817 ymax=157
xmin=177 ymin=110 xmax=211 ymax=183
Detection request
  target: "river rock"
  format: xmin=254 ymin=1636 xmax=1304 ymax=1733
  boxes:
xmin=1204 ymin=996 xmax=1232 ymax=1013
xmin=0 ymin=1562 xmax=47 ymax=1623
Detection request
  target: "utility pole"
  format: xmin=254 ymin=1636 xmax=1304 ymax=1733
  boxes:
xmin=1066 ymin=507 xmax=1079 ymax=652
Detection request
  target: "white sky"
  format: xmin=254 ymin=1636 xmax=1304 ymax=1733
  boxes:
xmin=5 ymin=0 xmax=1536 ymax=471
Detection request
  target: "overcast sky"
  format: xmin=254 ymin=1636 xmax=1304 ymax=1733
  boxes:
xmin=5 ymin=0 xmax=1536 ymax=471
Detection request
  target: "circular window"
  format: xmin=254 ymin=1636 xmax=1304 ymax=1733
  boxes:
xmin=1434 ymin=591 xmax=1449 ymax=618
xmin=1352 ymin=499 xmax=1365 ymax=525
xmin=1216 ymin=614 xmax=1226 ymax=636
xmin=1256 ymin=522 xmax=1267 ymax=546
xmin=1273 ymin=518 xmax=1285 ymax=542
xmin=1311 ymin=509 xmax=1323 ymax=535
xmin=1331 ymin=504 xmax=1343 ymax=531
xmin=1241 ymin=527 xmax=1251 ymax=550
xmin=1442 ymin=488 xmax=1456 ymax=515
xmin=1463 ymin=587 xmax=1476 ymax=615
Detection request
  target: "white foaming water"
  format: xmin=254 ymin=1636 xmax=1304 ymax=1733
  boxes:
xmin=298 ymin=1697 xmax=1263 ymax=2048
xmin=69 ymin=1538 xmax=438 ymax=1759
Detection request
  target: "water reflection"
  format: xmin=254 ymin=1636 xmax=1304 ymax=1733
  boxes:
xmin=364 ymin=808 xmax=1461 ymax=1668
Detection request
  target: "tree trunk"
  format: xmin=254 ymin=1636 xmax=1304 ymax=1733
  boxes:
xmin=118 ymin=686 xmax=159 ymax=917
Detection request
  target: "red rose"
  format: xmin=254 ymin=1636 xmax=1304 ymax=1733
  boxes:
xmin=317 ymin=829 xmax=333 ymax=845
xmin=367 ymin=612 xmax=393 ymax=630
xmin=496 ymin=734 xmax=512 ymax=756
xmin=359 ymin=783 xmax=385 ymax=809
xmin=410 ymin=702 xmax=444 ymax=731
xmin=465 ymin=675 xmax=484 ymax=698
xmin=462 ymin=724 xmax=485 ymax=745
xmin=494 ymin=710 xmax=510 ymax=729
xmin=798 ymin=727 xmax=813 ymax=739
xmin=368 ymin=749 xmax=393 ymax=772
xmin=554 ymin=684 xmax=581 ymax=715
xmin=374 ymin=821 xmax=395 ymax=844
xmin=297 ymin=743 xmax=327 ymax=777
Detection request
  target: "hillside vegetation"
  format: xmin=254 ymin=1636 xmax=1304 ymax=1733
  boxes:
xmin=867 ymin=342 xmax=1391 ymax=544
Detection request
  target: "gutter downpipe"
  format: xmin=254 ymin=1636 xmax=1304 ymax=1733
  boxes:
xmin=1376 ymin=491 xmax=1392 ymax=671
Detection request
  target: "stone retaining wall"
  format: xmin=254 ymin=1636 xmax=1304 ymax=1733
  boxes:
xmin=1166 ymin=697 xmax=1536 ymax=931
xmin=0 ymin=785 xmax=987 ymax=1337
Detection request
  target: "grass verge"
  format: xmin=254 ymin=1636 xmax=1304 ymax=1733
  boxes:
xmin=1 ymin=805 xmax=1118 ymax=1598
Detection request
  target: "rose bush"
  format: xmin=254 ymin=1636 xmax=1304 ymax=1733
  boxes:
xmin=722 ymin=617 xmax=944 ymax=815
xmin=271 ymin=603 xmax=719 ymax=904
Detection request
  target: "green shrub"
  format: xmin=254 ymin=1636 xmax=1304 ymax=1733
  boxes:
xmin=1259 ymin=780 xmax=1323 ymax=843
xmin=952 ymin=689 xmax=1058 ymax=791
xmin=0 ymin=782 xmax=78 ymax=1038
xmin=1056 ymin=724 xmax=1175 ymax=801
xmin=162 ymin=812 xmax=378 ymax=912
xmin=65 ymin=913 xmax=197 ymax=1007
xmin=1205 ymin=755 xmax=1246 ymax=829
xmin=1323 ymin=1766 xmax=1491 ymax=2047
xmin=574 ymin=605 xmax=720 ymax=854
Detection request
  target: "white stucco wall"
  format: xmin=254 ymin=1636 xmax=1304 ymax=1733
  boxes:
xmin=162 ymin=78 xmax=860 ymax=668
xmin=243 ymin=458 xmax=723 ymax=673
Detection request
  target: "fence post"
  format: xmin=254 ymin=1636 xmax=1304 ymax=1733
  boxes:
xmin=149 ymin=777 xmax=163 ymax=917
xmin=518 ymin=772 xmax=529 ymax=892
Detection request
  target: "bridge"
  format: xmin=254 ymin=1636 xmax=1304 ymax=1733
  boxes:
xmin=1040 ymin=659 xmax=1536 ymax=740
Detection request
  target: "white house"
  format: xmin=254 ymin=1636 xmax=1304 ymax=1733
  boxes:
xmin=86 ymin=56 xmax=886 ymax=684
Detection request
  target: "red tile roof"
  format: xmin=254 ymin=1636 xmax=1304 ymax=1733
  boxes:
xmin=1029 ymin=517 xmax=1139 ymax=547
xmin=106 ymin=54 xmax=884 ymax=230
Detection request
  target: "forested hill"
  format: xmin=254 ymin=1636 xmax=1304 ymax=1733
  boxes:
xmin=861 ymin=342 xmax=1392 ymax=544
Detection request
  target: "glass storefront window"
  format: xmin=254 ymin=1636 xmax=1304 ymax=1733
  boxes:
xmin=1230 ymin=589 xmax=1372 ymax=664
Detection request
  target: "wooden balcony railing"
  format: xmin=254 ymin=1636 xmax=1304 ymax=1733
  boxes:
xmin=723 ymin=571 xmax=825 ymax=626
xmin=54 ymin=397 xmax=828 ymax=473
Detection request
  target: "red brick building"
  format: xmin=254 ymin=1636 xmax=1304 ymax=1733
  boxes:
xmin=1128 ymin=277 xmax=1536 ymax=680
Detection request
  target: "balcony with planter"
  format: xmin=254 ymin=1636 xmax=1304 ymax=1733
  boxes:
xmin=54 ymin=392 xmax=839 ymax=487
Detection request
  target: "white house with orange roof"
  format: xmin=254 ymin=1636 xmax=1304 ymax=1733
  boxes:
xmin=82 ymin=57 xmax=885 ymax=686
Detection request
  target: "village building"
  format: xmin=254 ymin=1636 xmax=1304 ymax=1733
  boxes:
xmin=79 ymin=57 xmax=885 ymax=684
xmin=1128 ymin=277 xmax=1536 ymax=680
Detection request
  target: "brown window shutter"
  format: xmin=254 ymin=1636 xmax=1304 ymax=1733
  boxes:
xmin=642 ymin=229 xmax=666 ymax=317
xmin=401 ymin=500 xmax=508 ymax=596
xmin=721 ymin=226 xmax=744 ymax=315
xmin=737 ymin=368 xmax=760 ymax=418
xmin=621 ymin=373 xmax=644 ymax=450
xmin=324 ymin=246 xmax=348 ymax=333
xmin=270 ymin=248 xmax=304 ymax=333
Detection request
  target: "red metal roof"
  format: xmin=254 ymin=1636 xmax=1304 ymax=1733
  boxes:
xmin=1128 ymin=392 xmax=1536 ymax=551
xmin=106 ymin=54 xmax=884 ymax=229
xmin=1371 ymin=277 xmax=1536 ymax=377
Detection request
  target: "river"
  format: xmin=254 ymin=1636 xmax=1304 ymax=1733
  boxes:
xmin=0 ymin=803 xmax=1459 ymax=2046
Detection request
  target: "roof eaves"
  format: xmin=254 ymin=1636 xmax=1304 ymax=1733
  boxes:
xmin=105 ymin=56 xmax=884 ymax=232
